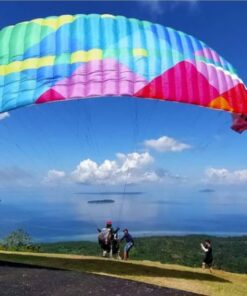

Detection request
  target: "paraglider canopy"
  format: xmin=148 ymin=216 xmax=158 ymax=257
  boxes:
xmin=0 ymin=14 xmax=246 ymax=131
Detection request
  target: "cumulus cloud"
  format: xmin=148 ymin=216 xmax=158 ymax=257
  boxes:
xmin=205 ymin=168 xmax=247 ymax=184
xmin=44 ymin=169 xmax=66 ymax=184
xmin=0 ymin=112 xmax=9 ymax=121
xmin=71 ymin=152 xmax=159 ymax=185
xmin=44 ymin=151 xmax=183 ymax=186
xmin=144 ymin=136 xmax=191 ymax=152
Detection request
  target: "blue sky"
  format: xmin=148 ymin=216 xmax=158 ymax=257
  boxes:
xmin=0 ymin=1 xmax=247 ymax=239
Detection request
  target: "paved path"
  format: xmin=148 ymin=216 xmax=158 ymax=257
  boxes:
xmin=0 ymin=261 xmax=203 ymax=296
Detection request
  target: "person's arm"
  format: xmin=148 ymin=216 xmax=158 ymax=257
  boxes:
xmin=120 ymin=234 xmax=125 ymax=242
xmin=114 ymin=227 xmax=120 ymax=234
xmin=200 ymin=243 xmax=208 ymax=252
xmin=97 ymin=228 xmax=101 ymax=233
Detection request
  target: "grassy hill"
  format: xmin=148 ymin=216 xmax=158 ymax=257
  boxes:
xmin=0 ymin=250 xmax=246 ymax=296
xmin=39 ymin=235 xmax=247 ymax=274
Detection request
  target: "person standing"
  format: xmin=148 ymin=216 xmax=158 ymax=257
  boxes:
xmin=120 ymin=229 xmax=134 ymax=260
xmin=97 ymin=221 xmax=119 ymax=257
xmin=200 ymin=239 xmax=213 ymax=272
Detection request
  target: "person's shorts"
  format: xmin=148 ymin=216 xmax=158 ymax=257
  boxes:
xmin=124 ymin=242 xmax=134 ymax=253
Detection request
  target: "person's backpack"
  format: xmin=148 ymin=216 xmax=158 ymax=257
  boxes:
xmin=98 ymin=227 xmax=111 ymax=244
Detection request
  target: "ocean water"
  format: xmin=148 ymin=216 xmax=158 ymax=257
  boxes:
xmin=0 ymin=191 xmax=246 ymax=242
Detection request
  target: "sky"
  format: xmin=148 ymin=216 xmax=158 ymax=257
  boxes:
xmin=0 ymin=1 xmax=247 ymax=241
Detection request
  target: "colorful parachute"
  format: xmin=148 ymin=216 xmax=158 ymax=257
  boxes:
xmin=0 ymin=14 xmax=246 ymax=131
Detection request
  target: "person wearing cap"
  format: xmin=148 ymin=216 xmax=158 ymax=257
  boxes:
xmin=97 ymin=220 xmax=119 ymax=235
xmin=105 ymin=220 xmax=120 ymax=237
xmin=97 ymin=220 xmax=119 ymax=257
xmin=120 ymin=229 xmax=134 ymax=260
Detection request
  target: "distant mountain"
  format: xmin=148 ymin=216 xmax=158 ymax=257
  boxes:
xmin=199 ymin=189 xmax=215 ymax=193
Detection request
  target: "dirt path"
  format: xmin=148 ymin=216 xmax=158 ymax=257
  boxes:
xmin=0 ymin=261 xmax=203 ymax=296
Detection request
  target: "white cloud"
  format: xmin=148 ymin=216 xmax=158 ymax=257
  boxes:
xmin=71 ymin=152 xmax=160 ymax=185
xmin=143 ymin=0 xmax=164 ymax=15
xmin=116 ymin=152 xmax=154 ymax=171
xmin=187 ymin=0 xmax=200 ymax=10
xmin=205 ymin=168 xmax=247 ymax=184
xmin=0 ymin=112 xmax=9 ymax=121
xmin=44 ymin=169 xmax=66 ymax=184
xmin=138 ymin=0 xmax=199 ymax=16
xmin=144 ymin=136 xmax=191 ymax=152
xmin=44 ymin=151 xmax=184 ymax=186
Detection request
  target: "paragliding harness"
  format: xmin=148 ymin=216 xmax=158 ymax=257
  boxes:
xmin=98 ymin=227 xmax=112 ymax=252
xmin=98 ymin=227 xmax=121 ymax=259
xmin=111 ymin=231 xmax=121 ymax=259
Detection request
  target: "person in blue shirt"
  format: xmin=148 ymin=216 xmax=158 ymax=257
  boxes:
xmin=120 ymin=228 xmax=134 ymax=260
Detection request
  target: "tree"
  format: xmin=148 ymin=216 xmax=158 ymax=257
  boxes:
xmin=3 ymin=229 xmax=33 ymax=250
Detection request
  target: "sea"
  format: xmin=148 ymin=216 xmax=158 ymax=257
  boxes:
xmin=0 ymin=191 xmax=246 ymax=242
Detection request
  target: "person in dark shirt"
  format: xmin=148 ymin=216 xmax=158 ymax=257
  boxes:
xmin=120 ymin=228 xmax=134 ymax=260
xmin=200 ymin=239 xmax=213 ymax=272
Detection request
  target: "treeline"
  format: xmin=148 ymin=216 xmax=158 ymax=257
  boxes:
xmin=40 ymin=235 xmax=247 ymax=274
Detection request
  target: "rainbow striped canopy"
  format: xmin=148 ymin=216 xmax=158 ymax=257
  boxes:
xmin=0 ymin=14 xmax=246 ymax=130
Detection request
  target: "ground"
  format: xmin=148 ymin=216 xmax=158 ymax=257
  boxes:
xmin=0 ymin=251 xmax=246 ymax=296
xmin=0 ymin=261 xmax=201 ymax=296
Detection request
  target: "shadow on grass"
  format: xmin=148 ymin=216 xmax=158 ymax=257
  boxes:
xmin=0 ymin=260 xmax=61 ymax=271
xmin=71 ymin=259 xmax=230 ymax=283
xmin=0 ymin=254 xmax=230 ymax=283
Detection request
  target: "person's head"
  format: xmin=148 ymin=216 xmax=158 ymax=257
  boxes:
xmin=205 ymin=239 xmax=211 ymax=247
xmin=123 ymin=228 xmax=128 ymax=234
xmin=106 ymin=220 xmax=112 ymax=228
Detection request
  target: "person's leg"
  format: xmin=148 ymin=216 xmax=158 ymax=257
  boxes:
xmin=109 ymin=243 xmax=113 ymax=258
xmin=123 ymin=243 xmax=128 ymax=260
xmin=125 ymin=242 xmax=133 ymax=260
xmin=113 ymin=241 xmax=121 ymax=260
xmin=209 ymin=262 xmax=213 ymax=273
xmin=202 ymin=262 xmax=206 ymax=269
xmin=102 ymin=243 xmax=107 ymax=257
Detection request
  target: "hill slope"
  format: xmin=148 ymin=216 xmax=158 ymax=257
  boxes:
xmin=0 ymin=250 xmax=246 ymax=296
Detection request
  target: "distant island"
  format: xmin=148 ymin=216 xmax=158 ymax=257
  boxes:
xmin=199 ymin=188 xmax=215 ymax=193
xmin=76 ymin=192 xmax=143 ymax=195
xmin=87 ymin=199 xmax=115 ymax=204
xmin=74 ymin=191 xmax=143 ymax=195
